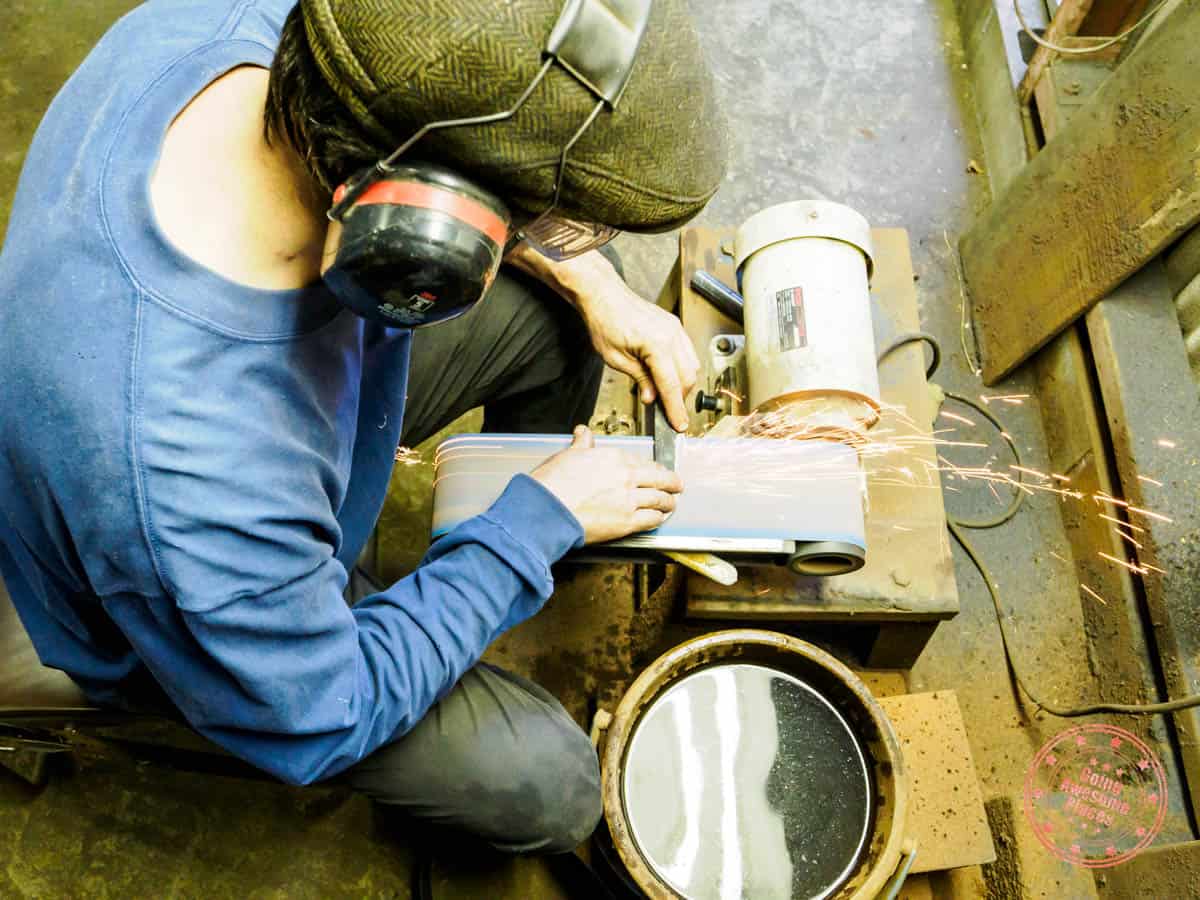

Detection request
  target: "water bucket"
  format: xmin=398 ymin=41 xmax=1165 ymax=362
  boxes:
xmin=601 ymin=630 xmax=910 ymax=899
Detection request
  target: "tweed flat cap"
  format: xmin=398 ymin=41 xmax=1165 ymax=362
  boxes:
xmin=301 ymin=0 xmax=726 ymax=231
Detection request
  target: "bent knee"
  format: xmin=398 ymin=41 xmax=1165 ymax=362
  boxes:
xmin=348 ymin=669 xmax=604 ymax=853
xmin=487 ymin=723 xmax=603 ymax=853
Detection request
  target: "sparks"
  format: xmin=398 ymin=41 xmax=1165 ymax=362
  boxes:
xmin=1127 ymin=505 xmax=1173 ymax=524
xmin=1113 ymin=530 xmax=1144 ymax=550
xmin=1156 ymin=438 xmax=1177 ymax=449
xmin=1098 ymin=551 xmax=1146 ymax=575
xmin=1098 ymin=513 xmax=1144 ymax=533
xmin=1009 ymin=464 xmax=1049 ymax=479
xmin=939 ymin=410 xmax=976 ymax=426
xmin=980 ymin=393 xmax=1029 ymax=405
xmin=1080 ymin=584 xmax=1108 ymax=606
xmin=1137 ymin=474 xmax=1163 ymax=487
xmin=395 ymin=446 xmax=424 ymax=466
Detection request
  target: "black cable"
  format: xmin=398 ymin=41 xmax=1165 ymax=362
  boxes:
xmin=879 ymin=333 xmax=1200 ymax=717
xmin=941 ymin=390 xmax=1024 ymax=529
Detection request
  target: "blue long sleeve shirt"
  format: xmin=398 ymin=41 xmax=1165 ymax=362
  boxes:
xmin=0 ymin=0 xmax=584 ymax=785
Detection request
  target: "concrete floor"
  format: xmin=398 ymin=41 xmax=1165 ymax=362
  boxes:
xmin=1 ymin=1 xmax=1193 ymax=898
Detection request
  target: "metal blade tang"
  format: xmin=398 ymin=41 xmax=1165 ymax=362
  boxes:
xmin=650 ymin=402 xmax=677 ymax=471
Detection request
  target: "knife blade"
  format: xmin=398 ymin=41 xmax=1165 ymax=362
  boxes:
xmin=650 ymin=401 xmax=677 ymax=471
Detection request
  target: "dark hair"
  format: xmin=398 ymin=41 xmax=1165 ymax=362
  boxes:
xmin=264 ymin=4 xmax=387 ymax=194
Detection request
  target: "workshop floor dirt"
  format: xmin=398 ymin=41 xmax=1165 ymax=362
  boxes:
xmin=1 ymin=1 xmax=1191 ymax=898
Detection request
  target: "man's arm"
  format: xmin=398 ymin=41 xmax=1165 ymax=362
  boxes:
xmin=506 ymin=245 xmax=700 ymax=432
xmin=106 ymin=474 xmax=582 ymax=785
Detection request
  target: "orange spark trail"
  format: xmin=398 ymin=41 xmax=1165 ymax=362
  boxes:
xmin=939 ymin=410 xmax=975 ymax=426
xmin=1098 ymin=551 xmax=1146 ymax=575
xmin=1098 ymin=513 xmax=1144 ymax=533
xmin=1127 ymin=505 xmax=1173 ymax=524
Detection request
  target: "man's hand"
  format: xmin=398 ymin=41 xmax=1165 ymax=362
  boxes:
xmin=531 ymin=426 xmax=683 ymax=544
xmin=506 ymin=246 xmax=700 ymax=432
xmin=576 ymin=276 xmax=700 ymax=432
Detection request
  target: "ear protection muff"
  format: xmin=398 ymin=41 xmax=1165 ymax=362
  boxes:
xmin=323 ymin=162 xmax=511 ymax=328
xmin=321 ymin=0 xmax=653 ymax=329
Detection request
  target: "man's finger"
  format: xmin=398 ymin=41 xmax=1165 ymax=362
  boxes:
xmin=644 ymin=351 xmax=687 ymax=431
xmin=634 ymin=464 xmax=684 ymax=493
xmin=619 ymin=361 xmax=656 ymax=404
xmin=629 ymin=508 xmax=668 ymax=534
xmin=572 ymin=425 xmax=595 ymax=449
xmin=631 ymin=488 xmax=677 ymax=514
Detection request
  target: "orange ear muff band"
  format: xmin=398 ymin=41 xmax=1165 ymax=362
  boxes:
xmin=350 ymin=180 xmax=509 ymax=247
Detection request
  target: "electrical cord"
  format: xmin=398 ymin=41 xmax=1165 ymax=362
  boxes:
xmin=941 ymin=390 xmax=1024 ymax=529
xmin=1012 ymin=0 xmax=1169 ymax=56
xmin=880 ymin=331 xmax=1200 ymax=716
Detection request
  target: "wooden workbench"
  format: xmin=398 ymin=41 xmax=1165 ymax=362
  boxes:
xmin=673 ymin=227 xmax=959 ymax=668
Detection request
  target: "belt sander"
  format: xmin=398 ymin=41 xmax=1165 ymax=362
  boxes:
xmin=431 ymin=201 xmax=880 ymax=577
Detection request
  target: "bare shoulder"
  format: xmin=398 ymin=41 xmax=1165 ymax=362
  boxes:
xmin=149 ymin=66 xmax=323 ymax=290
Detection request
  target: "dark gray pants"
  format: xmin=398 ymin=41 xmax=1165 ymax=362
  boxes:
xmin=342 ymin=260 xmax=609 ymax=854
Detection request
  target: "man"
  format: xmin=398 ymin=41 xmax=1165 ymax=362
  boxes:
xmin=0 ymin=0 xmax=724 ymax=853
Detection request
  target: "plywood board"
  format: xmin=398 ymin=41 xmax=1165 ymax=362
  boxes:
xmin=961 ymin=0 xmax=1200 ymax=383
xmin=1085 ymin=261 xmax=1200 ymax=816
xmin=879 ymin=691 xmax=997 ymax=874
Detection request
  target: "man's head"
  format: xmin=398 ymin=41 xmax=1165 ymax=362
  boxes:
xmin=265 ymin=0 xmax=726 ymax=234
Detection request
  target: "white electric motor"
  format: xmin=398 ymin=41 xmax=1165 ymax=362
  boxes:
xmin=735 ymin=201 xmax=879 ymax=438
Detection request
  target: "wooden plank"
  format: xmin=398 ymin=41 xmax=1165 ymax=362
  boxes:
xmin=1031 ymin=69 xmax=1062 ymax=143
xmin=1079 ymin=0 xmax=1150 ymax=37
xmin=1032 ymin=327 xmax=1191 ymax=817
xmin=1085 ymin=260 xmax=1200 ymax=816
xmin=1049 ymin=34 xmax=1124 ymax=64
xmin=1165 ymin=224 xmax=1200 ymax=295
xmin=878 ymin=691 xmax=997 ymax=874
xmin=1029 ymin=58 xmax=1158 ymax=712
xmin=677 ymin=227 xmax=740 ymax=436
xmin=684 ymin=228 xmax=958 ymax=623
xmin=1031 ymin=57 xmax=1114 ymax=145
xmin=956 ymin=0 xmax=1033 ymax=194
xmin=1033 ymin=328 xmax=1153 ymax=705
xmin=1031 ymin=65 xmax=1195 ymax=838
xmin=1100 ymin=840 xmax=1200 ymax=899
xmin=1016 ymin=0 xmax=1093 ymax=104
xmin=859 ymin=668 xmax=909 ymax=698
xmin=961 ymin=0 xmax=1200 ymax=384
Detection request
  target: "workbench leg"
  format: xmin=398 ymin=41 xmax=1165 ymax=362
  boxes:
xmin=865 ymin=622 xmax=939 ymax=669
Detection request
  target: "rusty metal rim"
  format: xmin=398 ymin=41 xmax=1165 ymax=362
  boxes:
xmin=600 ymin=629 xmax=909 ymax=900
